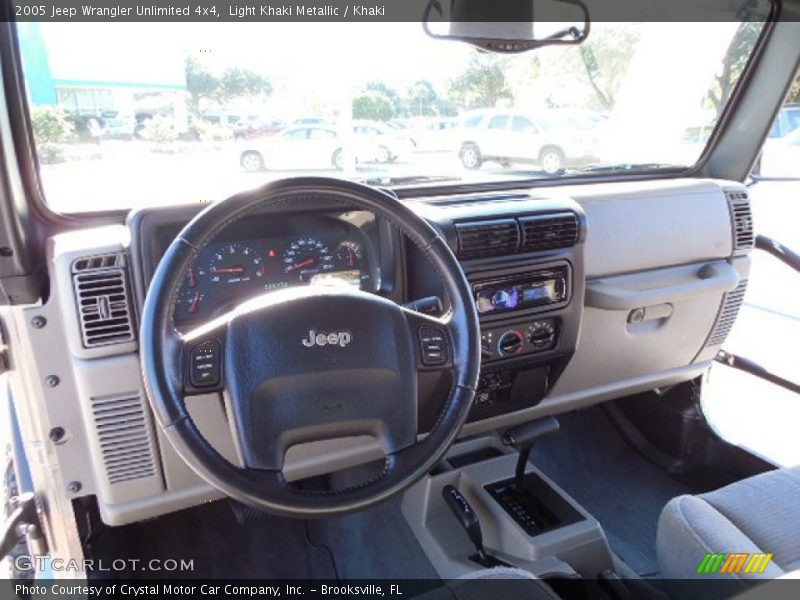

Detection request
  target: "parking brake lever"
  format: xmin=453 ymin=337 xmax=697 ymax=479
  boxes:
xmin=442 ymin=485 xmax=510 ymax=568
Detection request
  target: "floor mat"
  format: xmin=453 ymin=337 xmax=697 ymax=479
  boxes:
xmin=309 ymin=497 xmax=439 ymax=579
xmin=86 ymin=493 xmax=437 ymax=579
xmin=87 ymin=500 xmax=337 ymax=579
xmin=530 ymin=408 xmax=697 ymax=577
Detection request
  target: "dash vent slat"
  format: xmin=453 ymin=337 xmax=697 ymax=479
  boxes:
xmin=455 ymin=219 xmax=520 ymax=259
xmin=725 ymin=191 xmax=754 ymax=254
xmin=72 ymin=254 xmax=135 ymax=348
xmin=706 ymin=279 xmax=748 ymax=347
xmin=455 ymin=212 xmax=580 ymax=260
xmin=520 ymin=212 xmax=580 ymax=252
xmin=91 ymin=393 xmax=157 ymax=485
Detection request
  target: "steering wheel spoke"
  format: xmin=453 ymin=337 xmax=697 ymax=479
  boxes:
xmin=181 ymin=331 xmax=227 ymax=395
xmin=400 ymin=305 xmax=456 ymax=375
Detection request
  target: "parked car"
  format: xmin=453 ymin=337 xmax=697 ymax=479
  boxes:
xmin=760 ymin=125 xmax=800 ymax=176
xmin=292 ymin=116 xmax=336 ymax=127
xmin=352 ymin=120 xmax=414 ymax=163
xmin=233 ymin=117 xmax=285 ymax=140
xmin=768 ymin=102 xmax=800 ymax=139
xmin=456 ymin=110 xmax=598 ymax=174
xmin=239 ymin=125 xmax=378 ymax=172
xmin=409 ymin=118 xmax=461 ymax=152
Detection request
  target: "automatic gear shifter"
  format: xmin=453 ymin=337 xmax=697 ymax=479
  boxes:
xmin=502 ymin=416 xmax=560 ymax=492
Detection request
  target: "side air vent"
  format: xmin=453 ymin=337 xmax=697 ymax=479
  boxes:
xmin=72 ymin=253 xmax=122 ymax=272
xmin=455 ymin=218 xmax=520 ymax=259
xmin=725 ymin=191 xmax=754 ymax=255
xmin=520 ymin=212 xmax=580 ymax=252
xmin=91 ymin=393 xmax=157 ymax=484
xmin=72 ymin=254 xmax=135 ymax=348
xmin=706 ymin=279 xmax=748 ymax=347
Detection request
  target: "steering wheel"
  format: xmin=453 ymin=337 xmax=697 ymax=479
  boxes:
xmin=140 ymin=178 xmax=481 ymax=517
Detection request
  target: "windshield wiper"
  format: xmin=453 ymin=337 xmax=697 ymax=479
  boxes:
xmin=567 ymin=162 xmax=687 ymax=175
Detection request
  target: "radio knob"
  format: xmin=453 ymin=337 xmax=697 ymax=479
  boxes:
xmin=491 ymin=289 xmax=511 ymax=308
xmin=497 ymin=330 xmax=524 ymax=357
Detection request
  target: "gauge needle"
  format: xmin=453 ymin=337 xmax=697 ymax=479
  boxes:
xmin=188 ymin=291 xmax=200 ymax=314
xmin=211 ymin=267 xmax=245 ymax=274
xmin=284 ymin=258 xmax=316 ymax=273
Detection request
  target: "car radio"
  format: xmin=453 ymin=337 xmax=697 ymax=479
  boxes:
xmin=472 ymin=267 xmax=568 ymax=316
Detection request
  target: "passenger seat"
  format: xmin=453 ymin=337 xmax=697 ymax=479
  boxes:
xmin=656 ymin=466 xmax=800 ymax=581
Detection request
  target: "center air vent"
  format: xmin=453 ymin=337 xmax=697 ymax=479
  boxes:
xmin=455 ymin=218 xmax=520 ymax=259
xmin=520 ymin=213 xmax=580 ymax=251
xmin=72 ymin=254 xmax=135 ymax=348
xmin=455 ymin=212 xmax=580 ymax=260
xmin=725 ymin=190 xmax=754 ymax=255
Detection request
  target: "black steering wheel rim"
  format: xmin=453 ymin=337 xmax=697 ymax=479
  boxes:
xmin=140 ymin=177 xmax=480 ymax=517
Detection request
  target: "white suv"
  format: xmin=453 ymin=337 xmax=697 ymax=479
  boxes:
xmin=457 ymin=110 xmax=598 ymax=174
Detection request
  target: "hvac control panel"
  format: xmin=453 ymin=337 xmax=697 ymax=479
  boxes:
xmin=480 ymin=318 xmax=558 ymax=363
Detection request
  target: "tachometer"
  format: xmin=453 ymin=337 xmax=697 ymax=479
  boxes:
xmin=207 ymin=243 xmax=261 ymax=285
xmin=282 ymin=238 xmax=335 ymax=282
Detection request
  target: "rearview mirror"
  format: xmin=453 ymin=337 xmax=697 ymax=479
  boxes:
xmin=423 ymin=0 xmax=590 ymax=53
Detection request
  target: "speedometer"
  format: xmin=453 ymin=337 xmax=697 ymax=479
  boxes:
xmin=282 ymin=238 xmax=335 ymax=282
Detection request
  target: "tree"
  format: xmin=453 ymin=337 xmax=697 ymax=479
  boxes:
xmin=218 ymin=68 xmax=273 ymax=102
xmin=449 ymin=56 xmax=513 ymax=110
xmin=366 ymin=81 xmax=405 ymax=115
xmin=185 ymin=57 xmax=219 ymax=112
xmin=706 ymin=21 xmax=762 ymax=116
xmin=31 ymin=106 xmax=73 ymax=144
xmin=185 ymin=58 xmax=272 ymax=109
xmin=408 ymin=80 xmax=438 ymax=116
xmin=786 ymin=75 xmax=800 ymax=104
xmin=352 ymin=92 xmax=395 ymax=121
xmin=577 ymin=25 xmax=640 ymax=111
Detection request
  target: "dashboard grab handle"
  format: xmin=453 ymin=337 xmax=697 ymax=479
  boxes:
xmin=585 ymin=261 xmax=740 ymax=311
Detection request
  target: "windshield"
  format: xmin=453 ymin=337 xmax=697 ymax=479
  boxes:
xmin=17 ymin=21 xmax=763 ymax=212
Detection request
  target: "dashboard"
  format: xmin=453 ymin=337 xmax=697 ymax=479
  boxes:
xmin=36 ymin=178 xmax=748 ymax=527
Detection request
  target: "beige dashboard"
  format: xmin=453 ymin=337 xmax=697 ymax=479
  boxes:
xmin=6 ymin=177 xmax=751 ymax=526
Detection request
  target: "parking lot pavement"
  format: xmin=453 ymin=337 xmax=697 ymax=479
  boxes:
xmin=701 ymin=180 xmax=800 ymax=467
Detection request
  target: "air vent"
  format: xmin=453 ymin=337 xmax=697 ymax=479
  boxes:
xmin=91 ymin=393 xmax=156 ymax=484
xmin=72 ymin=253 xmax=122 ymax=272
xmin=706 ymin=279 xmax=748 ymax=347
xmin=72 ymin=254 xmax=135 ymax=348
xmin=520 ymin=213 xmax=580 ymax=252
xmin=725 ymin=191 xmax=754 ymax=254
xmin=455 ymin=219 xmax=520 ymax=259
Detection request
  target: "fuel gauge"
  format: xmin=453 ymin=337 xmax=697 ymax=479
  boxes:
xmin=179 ymin=288 xmax=205 ymax=318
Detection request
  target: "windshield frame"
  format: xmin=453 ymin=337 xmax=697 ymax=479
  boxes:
xmin=0 ymin=13 xmax=777 ymax=225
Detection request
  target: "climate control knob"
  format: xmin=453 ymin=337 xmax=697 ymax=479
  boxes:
xmin=497 ymin=330 xmax=524 ymax=357
xmin=526 ymin=320 xmax=557 ymax=350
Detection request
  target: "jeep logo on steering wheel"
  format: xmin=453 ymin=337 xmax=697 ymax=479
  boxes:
xmin=301 ymin=329 xmax=352 ymax=348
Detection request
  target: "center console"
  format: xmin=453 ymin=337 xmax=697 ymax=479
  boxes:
xmin=406 ymin=192 xmax=586 ymax=425
xmin=401 ymin=431 xmax=614 ymax=581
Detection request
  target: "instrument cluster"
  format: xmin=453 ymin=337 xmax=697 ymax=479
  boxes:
xmin=174 ymin=215 xmax=377 ymax=324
